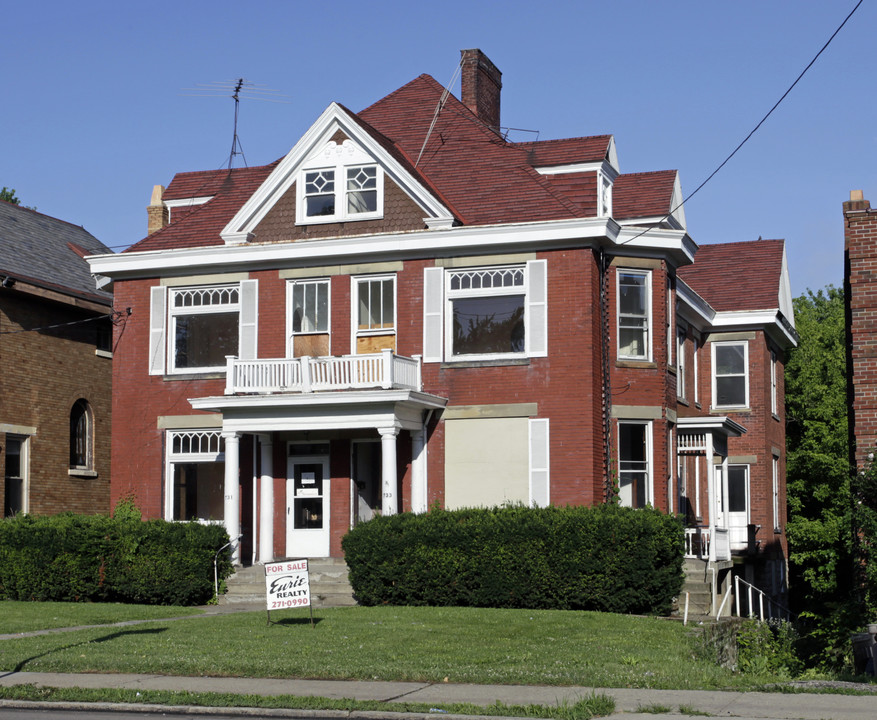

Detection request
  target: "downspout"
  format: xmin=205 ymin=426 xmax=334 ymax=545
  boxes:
xmin=599 ymin=249 xmax=614 ymax=501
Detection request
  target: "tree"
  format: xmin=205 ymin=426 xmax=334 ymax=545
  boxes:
xmin=784 ymin=286 xmax=857 ymax=667
xmin=1 ymin=187 xmax=21 ymax=205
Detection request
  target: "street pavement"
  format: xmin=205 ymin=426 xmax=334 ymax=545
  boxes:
xmin=2 ymin=670 xmax=876 ymax=719
xmin=1 ymin=606 xmax=875 ymax=719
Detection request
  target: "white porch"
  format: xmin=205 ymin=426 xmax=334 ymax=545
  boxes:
xmin=190 ymin=381 xmax=446 ymax=565
xmin=677 ymin=416 xmax=746 ymax=564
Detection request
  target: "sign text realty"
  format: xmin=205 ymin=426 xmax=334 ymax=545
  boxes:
xmin=265 ymin=560 xmax=310 ymax=610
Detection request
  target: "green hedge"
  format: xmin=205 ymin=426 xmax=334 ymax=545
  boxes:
xmin=342 ymin=504 xmax=684 ymax=615
xmin=0 ymin=512 xmax=233 ymax=605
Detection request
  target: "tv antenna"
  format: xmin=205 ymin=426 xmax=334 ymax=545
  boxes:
xmin=181 ymin=78 xmax=290 ymax=169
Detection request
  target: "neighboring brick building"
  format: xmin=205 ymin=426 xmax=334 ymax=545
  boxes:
xmin=0 ymin=200 xmax=114 ymax=516
xmin=89 ymin=50 xmax=795 ymax=611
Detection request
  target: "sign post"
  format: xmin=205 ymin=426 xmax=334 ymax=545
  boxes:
xmin=265 ymin=559 xmax=313 ymax=627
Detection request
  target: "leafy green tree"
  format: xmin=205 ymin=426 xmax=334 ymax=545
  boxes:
xmin=1 ymin=186 xmax=21 ymax=205
xmin=785 ymin=286 xmax=857 ymax=666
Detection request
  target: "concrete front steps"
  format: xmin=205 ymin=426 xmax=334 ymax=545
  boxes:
xmin=219 ymin=557 xmax=356 ymax=608
xmin=675 ymin=558 xmax=733 ymax=621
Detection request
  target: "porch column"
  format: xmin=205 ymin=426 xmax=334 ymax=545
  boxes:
xmin=411 ymin=427 xmax=427 ymax=513
xmin=705 ymin=433 xmax=716 ymax=563
xmin=720 ymin=454 xmax=730 ymax=533
xmin=379 ymin=427 xmax=399 ymax=516
xmin=223 ymin=431 xmax=241 ymax=565
xmin=258 ymin=434 xmax=274 ymax=564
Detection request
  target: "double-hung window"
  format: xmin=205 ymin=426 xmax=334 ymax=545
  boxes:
xmin=770 ymin=350 xmax=778 ymax=415
xmin=617 ymin=270 xmax=651 ymax=360
xmin=69 ymin=399 xmax=93 ymax=473
xmin=165 ymin=430 xmax=224 ymax=522
xmin=288 ymin=279 xmax=330 ymax=358
xmin=712 ymin=341 xmax=749 ymax=408
xmin=618 ymin=421 xmax=652 ymax=508
xmin=677 ymin=328 xmax=687 ymax=400
xmin=353 ymin=275 xmax=395 ymax=353
xmin=297 ymin=140 xmax=383 ymax=224
xmin=149 ymin=280 xmax=257 ymax=375
xmin=290 ymin=280 xmax=329 ymax=334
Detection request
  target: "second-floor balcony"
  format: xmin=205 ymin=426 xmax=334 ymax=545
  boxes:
xmin=225 ymin=349 xmax=422 ymax=395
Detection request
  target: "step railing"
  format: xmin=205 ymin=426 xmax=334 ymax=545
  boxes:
xmin=714 ymin=575 xmax=793 ymax=620
xmin=225 ymin=350 xmax=422 ymax=394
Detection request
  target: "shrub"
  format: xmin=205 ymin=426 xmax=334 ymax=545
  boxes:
xmin=736 ymin=618 xmax=802 ymax=677
xmin=0 ymin=509 xmax=233 ymax=606
xmin=342 ymin=504 xmax=684 ymax=614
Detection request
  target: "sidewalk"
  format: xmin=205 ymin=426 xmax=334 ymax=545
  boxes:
xmin=1 ymin=670 xmax=876 ymax=720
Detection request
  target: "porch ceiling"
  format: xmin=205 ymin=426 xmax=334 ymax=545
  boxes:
xmin=189 ymin=389 xmax=447 ymax=433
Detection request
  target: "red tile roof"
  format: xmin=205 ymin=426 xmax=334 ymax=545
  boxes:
xmin=128 ymin=163 xmax=279 ymax=252
xmin=129 ymin=72 xmax=682 ymax=251
xmin=679 ymin=239 xmax=785 ymax=312
xmin=613 ymin=171 xmax=678 ymax=221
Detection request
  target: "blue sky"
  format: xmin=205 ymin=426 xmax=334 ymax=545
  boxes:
xmin=3 ymin=1 xmax=872 ymax=297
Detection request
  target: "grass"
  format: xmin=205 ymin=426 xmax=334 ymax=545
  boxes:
xmin=0 ymin=685 xmax=615 ymax=720
xmin=0 ymin=603 xmax=778 ymax=690
xmin=0 ymin=601 xmax=200 ymax=634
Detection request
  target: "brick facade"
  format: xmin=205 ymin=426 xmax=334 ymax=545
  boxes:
xmin=0 ymin=289 xmax=112 ymax=515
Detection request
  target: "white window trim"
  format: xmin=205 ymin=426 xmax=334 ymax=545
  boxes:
xmin=770 ymin=349 xmax=778 ymax=416
xmin=4 ymin=434 xmax=30 ymax=515
xmin=296 ymin=140 xmax=384 ymax=225
xmin=351 ymin=274 xmax=396 ymax=351
xmin=711 ymin=340 xmax=749 ymax=409
xmin=69 ymin=400 xmax=94 ymax=474
xmin=719 ymin=463 xmax=751 ymax=523
xmin=617 ymin=420 xmax=653 ymax=508
xmin=693 ymin=335 xmax=700 ymax=404
xmin=164 ymin=429 xmax=225 ymax=523
xmin=677 ymin=328 xmax=687 ymax=400
xmin=616 ymin=269 xmax=652 ymax=361
xmin=667 ymin=278 xmax=674 ymax=366
xmin=772 ymin=455 xmax=781 ymax=532
xmin=286 ymin=278 xmax=331 ymax=357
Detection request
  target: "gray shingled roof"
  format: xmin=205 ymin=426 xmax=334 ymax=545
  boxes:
xmin=0 ymin=200 xmax=113 ymax=304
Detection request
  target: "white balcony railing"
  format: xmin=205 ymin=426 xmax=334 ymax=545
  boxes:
xmin=225 ymin=349 xmax=422 ymax=395
xmin=684 ymin=526 xmax=731 ymax=562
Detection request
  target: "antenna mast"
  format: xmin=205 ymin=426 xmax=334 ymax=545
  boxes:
xmin=228 ymin=78 xmax=247 ymax=170
xmin=180 ymin=78 xmax=290 ymax=171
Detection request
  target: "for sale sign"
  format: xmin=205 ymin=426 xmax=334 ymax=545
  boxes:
xmin=265 ymin=559 xmax=310 ymax=610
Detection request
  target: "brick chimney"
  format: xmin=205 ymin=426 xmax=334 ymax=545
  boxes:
xmin=147 ymin=184 xmax=168 ymax=235
xmin=844 ymin=190 xmax=877 ymax=471
xmin=460 ymin=49 xmax=502 ymax=132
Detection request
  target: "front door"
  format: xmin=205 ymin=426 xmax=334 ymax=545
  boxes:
xmin=286 ymin=451 xmax=330 ymax=557
xmin=352 ymin=440 xmax=380 ymax=525
xmin=716 ymin=464 xmax=749 ymax=550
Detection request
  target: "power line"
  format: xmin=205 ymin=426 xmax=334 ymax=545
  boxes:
xmin=620 ymin=0 xmax=863 ymax=246
xmin=0 ymin=309 xmax=125 ymax=335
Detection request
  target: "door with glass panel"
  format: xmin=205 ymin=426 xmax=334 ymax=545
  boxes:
xmin=716 ymin=464 xmax=749 ymax=550
xmin=286 ymin=444 xmax=330 ymax=557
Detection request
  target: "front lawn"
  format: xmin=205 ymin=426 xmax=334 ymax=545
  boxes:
xmin=0 ymin=601 xmax=200 ymax=634
xmin=2 ymin=603 xmax=771 ymax=690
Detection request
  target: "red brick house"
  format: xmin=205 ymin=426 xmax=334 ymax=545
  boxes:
xmin=1 ymin=200 xmax=114 ymax=517
xmin=88 ymin=50 xmax=795 ymax=610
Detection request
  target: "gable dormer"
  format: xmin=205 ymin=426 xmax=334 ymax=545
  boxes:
xmin=221 ymin=103 xmax=455 ymax=245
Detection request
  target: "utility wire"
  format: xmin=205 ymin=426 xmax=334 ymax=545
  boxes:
xmin=621 ymin=0 xmax=863 ymax=245
xmin=0 ymin=310 xmax=123 ymax=335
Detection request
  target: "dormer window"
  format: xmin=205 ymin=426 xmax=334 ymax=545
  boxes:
xmin=297 ymin=140 xmax=383 ymax=224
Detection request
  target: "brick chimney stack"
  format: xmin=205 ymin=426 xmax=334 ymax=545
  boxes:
xmin=460 ymin=49 xmax=502 ymax=132
xmin=844 ymin=190 xmax=877 ymax=470
xmin=147 ymin=184 xmax=168 ymax=235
